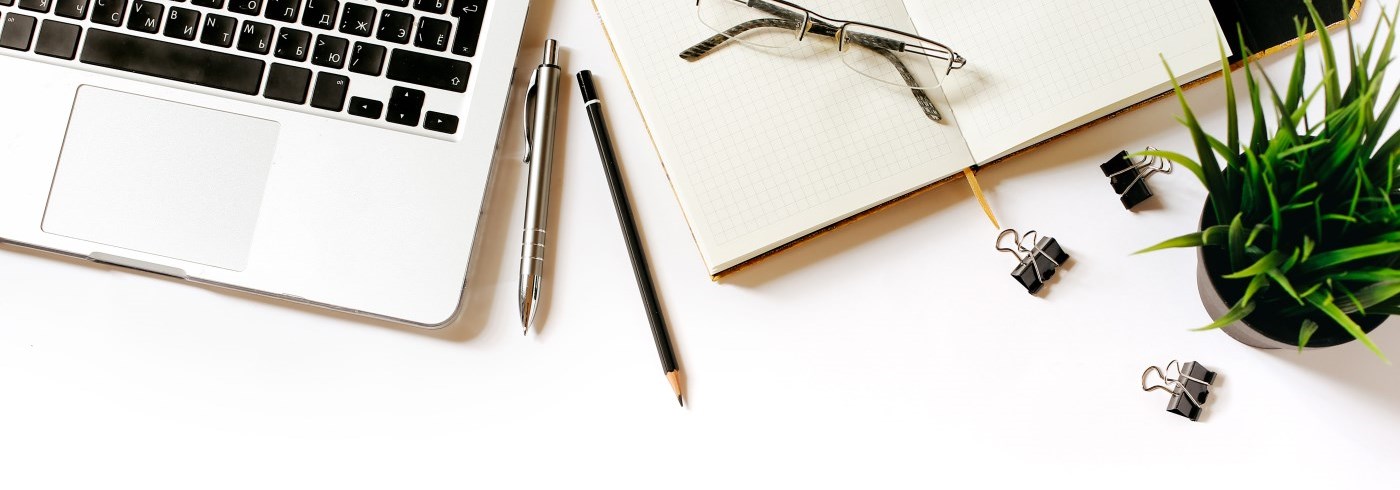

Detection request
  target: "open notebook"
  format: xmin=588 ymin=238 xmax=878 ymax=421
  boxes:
xmin=594 ymin=0 xmax=1228 ymax=276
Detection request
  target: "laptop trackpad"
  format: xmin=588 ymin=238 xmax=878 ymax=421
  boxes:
xmin=42 ymin=86 xmax=280 ymax=272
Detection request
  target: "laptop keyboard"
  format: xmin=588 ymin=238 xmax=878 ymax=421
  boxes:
xmin=0 ymin=0 xmax=488 ymax=137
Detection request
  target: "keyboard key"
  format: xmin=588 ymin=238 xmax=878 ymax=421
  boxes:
xmin=1 ymin=13 xmax=37 ymax=51
xmin=310 ymin=33 xmax=346 ymax=68
xmin=310 ymin=72 xmax=348 ymax=111
xmin=191 ymin=0 xmax=222 ymax=8
xmin=35 ymin=19 xmax=80 ymax=59
xmin=375 ymin=9 xmax=409 ymax=44
xmin=348 ymin=41 xmax=384 ymax=75
xmin=264 ymin=62 xmax=311 ymax=103
xmin=90 ymin=0 xmax=125 ymax=26
xmin=0 ymin=0 xmax=12 ymax=6
xmin=163 ymin=6 xmax=199 ymax=40
xmin=80 ymin=28 xmax=266 ymax=95
xmin=410 ymin=0 xmax=443 ymax=15
xmin=229 ymin=0 xmax=262 ymax=16
xmin=200 ymin=13 xmax=236 ymax=47
xmin=423 ymin=111 xmax=457 ymax=134
xmin=413 ymin=16 xmax=447 ymax=51
xmin=449 ymin=0 xmax=480 ymax=18
xmin=386 ymin=48 xmax=469 ymax=92
xmin=338 ymin=2 xmax=373 ymax=37
xmin=385 ymin=85 xmax=423 ymax=126
xmin=273 ymin=26 xmax=309 ymax=60
xmin=449 ymin=0 xmax=483 ymax=57
xmin=265 ymin=0 xmax=299 ymax=22
xmin=347 ymin=96 xmax=382 ymax=118
xmin=127 ymin=0 xmax=161 ymax=33
xmin=236 ymin=19 xmax=272 ymax=54
xmin=19 ymin=0 xmax=51 ymax=14
xmin=375 ymin=0 xmax=405 ymax=7
xmin=300 ymin=0 xmax=335 ymax=29
xmin=54 ymin=0 xmax=90 ymax=20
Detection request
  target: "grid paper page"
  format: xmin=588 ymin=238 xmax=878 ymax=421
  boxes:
xmin=904 ymin=0 xmax=1225 ymax=162
xmin=596 ymin=0 xmax=976 ymax=274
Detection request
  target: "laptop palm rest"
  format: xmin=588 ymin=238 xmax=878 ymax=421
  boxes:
xmin=41 ymin=86 xmax=280 ymax=272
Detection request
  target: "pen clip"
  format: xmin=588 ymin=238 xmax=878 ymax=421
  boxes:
xmin=523 ymin=67 xmax=540 ymax=165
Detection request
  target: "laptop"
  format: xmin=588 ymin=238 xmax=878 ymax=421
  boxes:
xmin=0 ymin=0 xmax=530 ymax=327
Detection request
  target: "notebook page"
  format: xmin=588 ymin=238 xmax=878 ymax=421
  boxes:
xmin=595 ymin=0 xmax=975 ymax=274
xmin=904 ymin=0 xmax=1226 ymax=162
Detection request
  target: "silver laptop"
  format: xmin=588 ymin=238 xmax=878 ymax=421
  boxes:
xmin=0 ymin=0 xmax=530 ymax=326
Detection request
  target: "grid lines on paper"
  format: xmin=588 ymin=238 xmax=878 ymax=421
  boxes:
xmin=925 ymin=0 xmax=1215 ymax=141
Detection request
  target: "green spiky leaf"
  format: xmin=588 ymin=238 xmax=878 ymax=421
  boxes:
xmin=1299 ymin=319 xmax=1320 ymax=352
xmin=1223 ymin=251 xmax=1286 ymax=279
xmin=1136 ymin=226 xmax=1228 ymax=254
xmin=1298 ymin=242 xmax=1400 ymax=274
xmin=1306 ymin=291 xmax=1388 ymax=362
xmin=1193 ymin=299 xmax=1257 ymax=331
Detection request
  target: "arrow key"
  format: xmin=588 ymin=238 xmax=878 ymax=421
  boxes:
xmin=385 ymin=86 xmax=423 ymax=126
xmin=423 ymin=111 xmax=457 ymax=134
xmin=348 ymin=96 xmax=382 ymax=119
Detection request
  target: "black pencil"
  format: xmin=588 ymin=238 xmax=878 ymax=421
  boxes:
xmin=577 ymin=70 xmax=684 ymax=407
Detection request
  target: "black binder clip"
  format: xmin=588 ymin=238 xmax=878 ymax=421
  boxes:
xmin=1101 ymin=149 xmax=1172 ymax=210
xmin=996 ymin=229 xmax=1070 ymax=294
xmin=1141 ymin=360 xmax=1217 ymax=421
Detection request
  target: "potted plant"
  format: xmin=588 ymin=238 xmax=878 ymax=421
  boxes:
xmin=1139 ymin=2 xmax=1400 ymax=360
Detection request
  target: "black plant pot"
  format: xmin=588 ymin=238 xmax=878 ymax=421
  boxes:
xmin=1195 ymin=203 xmax=1386 ymax=349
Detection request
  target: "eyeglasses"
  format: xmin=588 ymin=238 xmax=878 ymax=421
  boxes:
xmin=680 ymin=0 xmax=967 ymax=122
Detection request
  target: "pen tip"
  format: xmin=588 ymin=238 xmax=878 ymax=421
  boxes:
xmin=678 ymin=395 xmax=684 ymax=407
xmin=520 ymin=276 xmax=540 ymax=335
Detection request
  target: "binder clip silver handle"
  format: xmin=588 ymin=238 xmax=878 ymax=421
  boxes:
xmin=995 ymin=229 xmax=1026 ymax=262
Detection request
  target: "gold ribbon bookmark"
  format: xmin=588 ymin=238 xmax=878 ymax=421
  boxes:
xmin=963 ymin=167 xmax=999 ymax=229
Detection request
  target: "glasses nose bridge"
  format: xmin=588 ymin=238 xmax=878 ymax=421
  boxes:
xmin=795 ymin=10 xmax=813 ymax=42
xmin=795 ymin=10 xmax=853 ymax=47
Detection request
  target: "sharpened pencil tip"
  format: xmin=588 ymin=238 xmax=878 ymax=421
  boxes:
xmin=666 ymin=370 xmax=683 ymax=407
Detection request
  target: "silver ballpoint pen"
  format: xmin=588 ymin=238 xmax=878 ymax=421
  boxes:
xmin=520 ymin=39 xmax=562 ymax=334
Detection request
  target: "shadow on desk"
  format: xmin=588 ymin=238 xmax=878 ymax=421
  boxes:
xmin=0 ymin=241 xmax=493 ymax=342
xmin=1267 ymin=319 xmax=1400 ymax=411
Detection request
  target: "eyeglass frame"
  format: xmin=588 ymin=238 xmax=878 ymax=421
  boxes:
xmin=680 ymin=0 xmax=967 ymax=122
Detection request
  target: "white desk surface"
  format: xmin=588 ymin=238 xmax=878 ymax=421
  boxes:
xmin=4 ymin=1 xmax=1400 ymax=488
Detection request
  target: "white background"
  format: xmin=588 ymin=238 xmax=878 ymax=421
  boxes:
xmin=4 ymin=0 xmax=1400 ymax=488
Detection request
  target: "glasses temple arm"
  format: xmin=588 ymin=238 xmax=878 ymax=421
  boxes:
xmin=847 ymin=30 xmax=963 ymax=71
xmin=747 ymin=0 xmax=805 ymax=21
xmin=866 ymin=46 xmax=942 ymax=122
xmin=679 ymin=18 xmax=800 ymax=61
